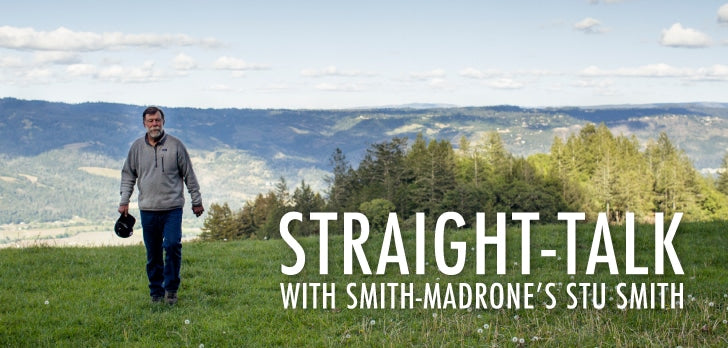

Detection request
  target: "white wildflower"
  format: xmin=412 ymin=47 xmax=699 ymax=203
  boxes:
xmin=477 ymin=328 xmax=483 ymax=334
xmin=369 ymin=319 xmax=376 ymax=325
xmin=512 ymin=337 xmax=518 ymax=343
xmin=185 ymin=319 xmax=190 ymax=325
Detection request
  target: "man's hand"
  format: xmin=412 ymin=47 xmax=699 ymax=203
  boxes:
xmin=192 ymin=205 xmax=205 ymax=217
xmin=118 ymin=204 xmax=129 ymax=216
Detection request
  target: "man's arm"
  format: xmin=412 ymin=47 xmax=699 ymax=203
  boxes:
xmin=178 ymin=143 xmax=204 ymax=217
xmin=119 ymin=146 xmax=137 ymax=213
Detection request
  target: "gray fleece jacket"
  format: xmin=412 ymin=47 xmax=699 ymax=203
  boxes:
xmin=119 ymin=132 xmax=202 ymax=211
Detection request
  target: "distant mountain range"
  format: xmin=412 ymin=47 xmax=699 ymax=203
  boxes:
xmin=1 ymin=97 xmax=727 ymax=224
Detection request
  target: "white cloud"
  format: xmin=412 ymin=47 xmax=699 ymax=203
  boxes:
xmin=0 ymin=26 xmax=221 ymax=51
xmin=659 ymin=23 xmax=711 ymax=48
xmin=572 ymin=79 xmax=617 ymax=95
xmin=66 ymin=64 xmax=97 ymax=77
xmin=8 ymin=68 xmax=54 ymax=85
xmin=173 ymin=53 xmax=197 ymax=71
xmin=580 ymin=63 xmax=690 ymax=77
xmin=409 ymin=69 xmax=446 ymax=80
xmin=459 ymin=68 xmax=555 ymax=84
xmin=34 ymin=51 xmax=81 ymax=65
xmin=693 ymin=64 xmax=728 ymax=81
xmin=231 ymin=71 xmax=247 ymax=78
xmin=488 ymin=78 xmax=523 ymax=89
xmin=459 ymin=67 xmax=502 ymax=79
xmin=314 ymin=82 xmax=361 ymax=92
xmin=574 ymin=17 xmax=606 ymax=34
xmin=428 ymin=78 xmax=448 ymax=89
xmin=0 ymin=56 xmax=24 ymax=68
xmin=580 ymin=63 xmax=728 ymax=81
xmin=206 ymin=84 xmax=234 ymax=92
xmin=719 ymin=4 xmax=728 ymax=24
xmin=213 ymin=56 xmax=269 ymax=71
xmin=515 ymin=69 xmax=559 ymax=77
xmin=24 ymin=68 xmax=53 ymax=80
xmin=300 ymin=66 xmax=368 ymax=77
xmin=96 ymin=61 xmax=166 ymax=83
xmin=259 ymin=83 xmax=290 ymax=91
xmin=573 ymin=79 xmax=614 ymax=88
xmin=63 ymin=61 xmax=167 ymax=82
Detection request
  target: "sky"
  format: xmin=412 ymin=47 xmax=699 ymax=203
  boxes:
xmin=1 ymin=0 xmax=727 ymax=109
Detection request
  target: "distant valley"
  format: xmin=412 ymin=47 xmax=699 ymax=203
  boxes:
xmin=1 ymin=98 xmax=727 ymax=226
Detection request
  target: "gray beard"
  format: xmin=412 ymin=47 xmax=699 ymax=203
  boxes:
xmin=148 ymin=130 xmax=163 ymax=140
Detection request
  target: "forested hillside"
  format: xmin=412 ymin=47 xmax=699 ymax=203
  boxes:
xmin=200 ymin=124 xmax=728 ymax=240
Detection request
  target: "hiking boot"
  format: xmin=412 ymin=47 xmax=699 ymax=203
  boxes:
xmin=165 ymin=292 xmax=178 ymax=306
xmin=151 ymin=295 xmax=163 ymax=303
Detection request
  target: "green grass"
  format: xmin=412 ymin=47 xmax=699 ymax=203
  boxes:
xmin=1 ymin=220 xmax=727 ymax=346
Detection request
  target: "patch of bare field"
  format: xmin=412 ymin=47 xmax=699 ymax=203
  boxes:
xmin=0 ymin=224 xmax=200 ymax=248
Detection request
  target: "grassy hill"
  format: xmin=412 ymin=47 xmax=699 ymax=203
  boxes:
xmin=1 ymin=220 xmax=727 ymax=346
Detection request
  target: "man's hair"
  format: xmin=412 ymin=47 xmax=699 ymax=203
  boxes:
xmin=143 ymin=106 xmax=165 ymax=121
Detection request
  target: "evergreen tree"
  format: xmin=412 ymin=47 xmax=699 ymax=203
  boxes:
xmin=405 ymin=134 xmax=456 ymax=216
xmin=456 ymin=135 xmax=483 ymax=187
xmin=356 ymin=137 xmax=410 ymax=214
xmin=405 ymin=133 xmax=430 ymax=214
xmin=717 ymin=152 xmax=728 ymax=195
xmin=291 ymin=180 xmax=326 ymax=236
xmin=482 ymin=131 xmax=511 ymax=183
xmin=644 ymin=132 xmax=703 ymax=219
xmin=325 ymin=148 xmax=354 ymax=210
xmin=200 ymin=203 xmax=242 ymax=240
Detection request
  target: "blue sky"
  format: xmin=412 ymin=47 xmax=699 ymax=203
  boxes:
xmin=1 ymin=0 xmax=727 ymax=109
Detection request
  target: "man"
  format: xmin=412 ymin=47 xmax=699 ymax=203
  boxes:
xmin=119 ymin=106 xmax=204 ymax=305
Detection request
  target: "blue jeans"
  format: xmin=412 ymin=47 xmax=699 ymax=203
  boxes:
xmin=140 ymin=208 xmax=183 ymax=298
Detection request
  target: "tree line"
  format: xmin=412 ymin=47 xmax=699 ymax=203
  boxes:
xmin=200 ymin=123 xmax=728 ymax=240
